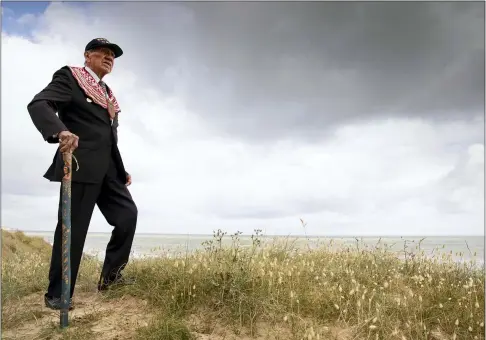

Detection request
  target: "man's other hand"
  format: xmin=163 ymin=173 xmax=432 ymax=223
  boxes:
xmin=126 ymin=174 xmax=132 ymax=186
xmin=58 ymin=131 xmax=79 ymax=153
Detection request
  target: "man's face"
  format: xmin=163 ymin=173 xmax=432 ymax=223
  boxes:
xmin=84 ymin=47 xmax=115 ymax=77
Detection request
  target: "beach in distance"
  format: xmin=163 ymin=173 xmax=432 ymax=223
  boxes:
xmin=24 ymin=230 xmax=485 ymax=264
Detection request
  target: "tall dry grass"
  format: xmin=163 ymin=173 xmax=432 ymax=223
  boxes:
xmin=119 ymin=230 xmax=485 ymax=339
xmin=1 ymin=228 xmax=484 ymax=340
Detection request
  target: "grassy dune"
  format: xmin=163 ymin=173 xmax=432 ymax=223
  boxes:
xmin=1 ymin=228 xmax=484 ymax=340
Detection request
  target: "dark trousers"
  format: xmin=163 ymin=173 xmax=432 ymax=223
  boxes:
xmin=46 ymin=156 xmax=137 ymax=298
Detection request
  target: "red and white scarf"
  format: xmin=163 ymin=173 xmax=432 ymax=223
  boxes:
xmin=68 ymin=66 xmax=121 ymax=113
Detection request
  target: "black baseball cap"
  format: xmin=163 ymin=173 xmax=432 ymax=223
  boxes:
xmin=85 ymin=38 xmax=123 ymax=58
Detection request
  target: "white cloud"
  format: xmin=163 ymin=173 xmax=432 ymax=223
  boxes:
xmin=1 ymin=3 xmax=483 ymax=236
xmin=16 ymin=13 xmax=37 ymax=26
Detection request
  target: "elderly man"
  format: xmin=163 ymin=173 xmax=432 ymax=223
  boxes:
xmin=27 ymin=38 xmax=137 ymax=310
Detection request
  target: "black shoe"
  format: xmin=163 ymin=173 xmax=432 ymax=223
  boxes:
xmin=44 ymin=294 xmax=74 ymax=310
xmin=98 ymin=275 xmax=136 ymax=291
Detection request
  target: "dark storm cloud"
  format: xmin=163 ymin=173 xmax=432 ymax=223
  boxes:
xmin=77 ymin=2 xmax=486 ymax=141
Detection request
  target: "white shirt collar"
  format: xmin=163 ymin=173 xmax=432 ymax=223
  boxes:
xmin=84 ymin=66 xmax=101 ymax=83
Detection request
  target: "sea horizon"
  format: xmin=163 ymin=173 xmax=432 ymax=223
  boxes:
xmin=8 ymin=228 xmax=482 ymax=266
xmin=4 ymin=227 xmax=485 ymax=238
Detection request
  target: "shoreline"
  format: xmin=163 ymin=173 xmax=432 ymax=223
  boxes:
xmin=32 ymin=231 xmax=485 ymax=267
xmin=14 ymin=227 xmax=483 ymax=261
xmin=12 ymin=228 xmax=484 ymax=238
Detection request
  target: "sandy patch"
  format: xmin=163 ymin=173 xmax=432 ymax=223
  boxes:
xmin=1 ymin=291 xmax=151 ymax=340
xmin=2 ymin=292 xmax=355 ymax=340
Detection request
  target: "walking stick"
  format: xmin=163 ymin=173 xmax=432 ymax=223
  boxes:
xmin=60 ymin=151 xmax=73 ymax=328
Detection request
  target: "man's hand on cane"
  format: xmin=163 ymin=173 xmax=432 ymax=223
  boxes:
xmin=58 ymin=131 xmax=79 ymax=153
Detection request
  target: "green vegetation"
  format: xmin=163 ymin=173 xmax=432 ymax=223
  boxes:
xmin=136 ymin=315 xmax=194 ymax=340
xmin=2 ymin=228 xmax=484 ymax=340
xmin=2 ymin=229 xmax=53 ymax=306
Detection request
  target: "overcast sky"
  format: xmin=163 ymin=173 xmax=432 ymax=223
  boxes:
xmin=1 ymin=1 xmax=484 ymax=236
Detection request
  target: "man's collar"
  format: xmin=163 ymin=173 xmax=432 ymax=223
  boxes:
xmin=84 ymin=66 xmax=101 ymax=83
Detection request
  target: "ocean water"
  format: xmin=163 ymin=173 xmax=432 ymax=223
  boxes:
xmin=22 ymin=231 xmax=484 ymax=265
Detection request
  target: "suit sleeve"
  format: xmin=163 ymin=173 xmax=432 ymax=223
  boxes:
xmin=111 ymin=114 xmax=128 ymax=178
xmin=27 ymin=68 xmax=72 ymax=143
xmin=105 ymin=84 xmax=126 ymax=180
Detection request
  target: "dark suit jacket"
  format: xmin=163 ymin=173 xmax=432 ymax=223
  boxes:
xmin=27 ymin=66 xmax=127 ymax=184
